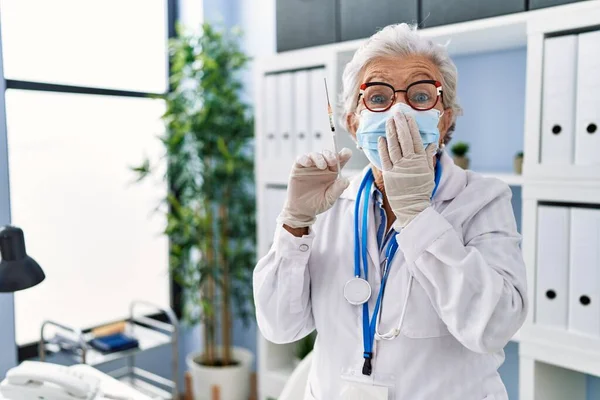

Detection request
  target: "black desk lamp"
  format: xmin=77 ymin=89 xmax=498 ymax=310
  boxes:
xmin=0 ymin=225 xmax=45 ymax=293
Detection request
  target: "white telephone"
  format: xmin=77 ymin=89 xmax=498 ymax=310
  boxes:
xmin=0 ymin=361 xmax=153 ymax=400
xmin=1 ymin=361 xmax=102 ymax=400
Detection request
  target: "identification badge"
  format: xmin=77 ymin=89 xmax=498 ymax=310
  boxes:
xmin=340 ymin=382 xmax=388 ymax=400
xmin=340 ymin=366 xmax=395 ymax=400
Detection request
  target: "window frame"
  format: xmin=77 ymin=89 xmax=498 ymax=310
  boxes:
xmin=3 ymin=0 xmax=184 ymax=361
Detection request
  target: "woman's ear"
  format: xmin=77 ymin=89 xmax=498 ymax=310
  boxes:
xmin=347 ymin=112 xmax=359 ymax=140
xmin=438 ymin=108 xmax=453 ymax=143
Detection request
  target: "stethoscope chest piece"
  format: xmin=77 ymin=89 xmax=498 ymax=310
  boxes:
xmin=344 ymin=277 xmax=372 ymax=305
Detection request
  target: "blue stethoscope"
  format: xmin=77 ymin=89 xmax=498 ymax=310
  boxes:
xmin=343 ymin=159 xmax=442 ymax=376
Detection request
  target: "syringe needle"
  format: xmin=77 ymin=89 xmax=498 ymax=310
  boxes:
xmin=324 ymin=78 xmax=341 ymax=178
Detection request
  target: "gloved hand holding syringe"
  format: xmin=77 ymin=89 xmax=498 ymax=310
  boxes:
xmin=276 ymin=78 xmax=352 ymax=232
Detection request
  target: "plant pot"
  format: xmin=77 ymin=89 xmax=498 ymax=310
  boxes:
xmin=453 ymin=155 xmax=470 ymax=170
xmin=186 ymin=346 xmax=254 ymax=400
xmin=514 ymin=155 xmax=523 ymax=175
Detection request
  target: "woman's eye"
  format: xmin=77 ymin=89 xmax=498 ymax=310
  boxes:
xmin=369 ymin=94 xmax=388 ymax=104
xmin=410 ymin=92 xmax=431 ymax=104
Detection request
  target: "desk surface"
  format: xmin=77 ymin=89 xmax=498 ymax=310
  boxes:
xmin=70 ymin=364 xmax=154 ymax=400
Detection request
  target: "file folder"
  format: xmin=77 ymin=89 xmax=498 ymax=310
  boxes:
xmin=569 ymin=208 xmax=600 ymax=336
xmin=540 ymin=35 xmax=578 ymax=165
xmin=294 ymin=70 xmax=311 ymax=156
xmin=264 ymin=74 xmax=279 ymax=164
xmin=536 ymin=205 xmax=570 ymax=329
xmin=574 ymin=30 xmax=600 ymax=165
xmin=309 ymin=68 xmax=328 ymax=154
xmin=278 ymin=73 xmax=295 ymax=166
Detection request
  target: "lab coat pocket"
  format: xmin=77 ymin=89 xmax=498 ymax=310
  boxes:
xmin=400 ymin=279 xmax=451 ymax=338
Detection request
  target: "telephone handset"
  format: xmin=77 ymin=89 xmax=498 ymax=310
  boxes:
xmin=0 ymin=361 xmax=100 ymax=400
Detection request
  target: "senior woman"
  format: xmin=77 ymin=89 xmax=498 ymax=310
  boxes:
xmin=253 ymin=23 xmax=527 ymax=400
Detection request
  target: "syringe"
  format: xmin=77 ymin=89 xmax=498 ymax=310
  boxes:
xmin=324 ymin=78 xmax=342 ymax=178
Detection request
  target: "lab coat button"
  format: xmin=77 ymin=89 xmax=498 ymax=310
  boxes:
xmin=299 ymin=244 xmax=309 ymax=252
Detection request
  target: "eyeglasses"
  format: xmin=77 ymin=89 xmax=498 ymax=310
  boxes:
xmin=357 ymin=80 xmax=443 ymax=112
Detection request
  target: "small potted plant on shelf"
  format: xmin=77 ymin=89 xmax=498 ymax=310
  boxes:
xmin=514 ymin=151 xmax=524 ymax=175
xmin=451 ymin=141 xmax=470 ymax=169
xmin=133 ymin=22 xmax=256 ymax=400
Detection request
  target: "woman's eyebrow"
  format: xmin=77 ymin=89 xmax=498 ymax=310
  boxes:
xmin=406 ymin=71 xmax=436 ymax=82
xmin=364 ymin=71 xmax=395 ymax=83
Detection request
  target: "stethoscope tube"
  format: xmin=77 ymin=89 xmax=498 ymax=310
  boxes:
xmin=375 ymin=275 xmax=413 ymax=340
xmin=372 ymin=154 xmax=443 ymax=341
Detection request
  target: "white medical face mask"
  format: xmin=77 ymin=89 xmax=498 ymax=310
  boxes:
xmin=355 ymin=102 xmax=442 ymax=169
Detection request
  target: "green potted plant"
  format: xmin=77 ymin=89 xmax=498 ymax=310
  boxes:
xmin=451 ymin=141 xmax=470 ymax=169
xmin=133 ymin=22 xmax=256 ymax=400
xmin=514 ymin=151 xmax=524 ymax=175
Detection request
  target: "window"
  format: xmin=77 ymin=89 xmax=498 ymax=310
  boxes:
xmin=0 ymin=0 xmax=177 ymax=350
xmin=1 ymin=0 xmax=168 ymax=93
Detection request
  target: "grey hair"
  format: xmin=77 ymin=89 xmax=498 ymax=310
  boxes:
xmin=340 ymin=23 xmax=463 ymax=144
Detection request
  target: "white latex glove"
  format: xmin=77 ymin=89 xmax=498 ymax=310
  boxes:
xmin=377 ymin=112 xmax=436 ymax=230
xmin=277 ymin=148 xmax=353 ymax=228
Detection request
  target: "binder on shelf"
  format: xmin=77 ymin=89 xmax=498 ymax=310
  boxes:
xmin=540 ymin=35 xmax=578 ymax=165
xmin=294 ymin=70 xmax=311 ymax=157
xmin=574 ymin=30 xmax=600 ymax=165
xmin=309 ymin=68 xmax=328 ymax=154
xmin=264 ymin=74 xmax=279 ymax=164
xmin=535 ymin=205 xmax=569 ymax=329
xmin=568 ymin=208 xmax=600 ymax=336
xmin=278 ymin=73 xmax=295 ymax=166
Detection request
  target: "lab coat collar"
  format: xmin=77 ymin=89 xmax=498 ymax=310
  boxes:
xmin=339 ymin=150 xmax=468 ymax=203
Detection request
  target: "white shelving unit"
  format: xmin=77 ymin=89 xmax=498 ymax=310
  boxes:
xmin=518 ymin=4 xmax=600 ymax=399
xmin=254 ymin=2 xmax=600 ymax=399
xmin=481 ymin=172 xmax=524 ymax=187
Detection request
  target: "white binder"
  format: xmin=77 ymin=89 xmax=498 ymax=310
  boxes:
xmin=574 ymin=30 xmax=600 ymax=165
xmin=540 ymin=35 xmax=578 ymax=165
xmin=278 ymin=73 xmax=295 ymax=167
xmin=309 ymin=68 xmax=329 ymax=154
xmin=535 ymin=205 xmax=570 ymax=329
xmin=264 ymin=74 xmax=279 ymax=164
xmin=568 ymin=208 xmax=600 ymax=336
xmin=294 ymin=70 xmax=311 ymax=157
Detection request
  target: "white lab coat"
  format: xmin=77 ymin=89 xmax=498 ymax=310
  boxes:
xmin=253 ymin=151 xmax=528 ymax=400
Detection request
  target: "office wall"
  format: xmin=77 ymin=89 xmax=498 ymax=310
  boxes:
xmin=451 ymin=48 xmax=527 ymax=173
